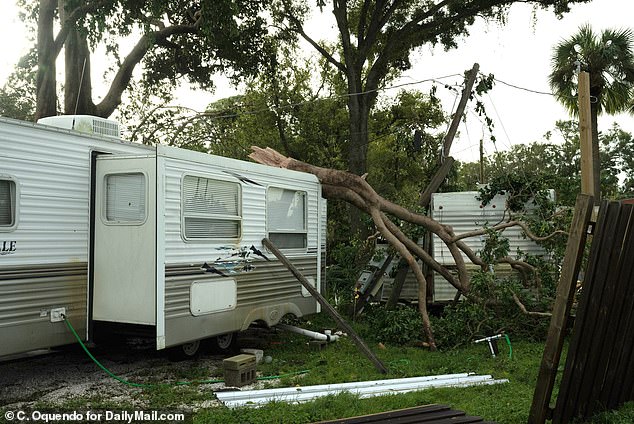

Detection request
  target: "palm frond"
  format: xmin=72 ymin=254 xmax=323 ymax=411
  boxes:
xmin=550 ymin=24 xmax=634 ymax=117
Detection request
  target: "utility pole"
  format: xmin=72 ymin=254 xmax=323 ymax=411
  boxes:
xmin=420 ymin=63 xmax=479 ymax=207
xmin=441 ymin=63 xmax=480 ymax=160
xmin=578 ymin=71 xmax=596 ymax=199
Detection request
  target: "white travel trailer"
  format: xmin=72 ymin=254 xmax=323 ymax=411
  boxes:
xmin=0 ymin=116 xmax=325 ymax=358
xmin=379 ymin=191 xmax=550 ymax=303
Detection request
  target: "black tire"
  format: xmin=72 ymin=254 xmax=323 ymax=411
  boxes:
xmin=207 ymin=332 xmax=238 ymax=355
xmin=167 ymin=339 xmax=202 ymax=361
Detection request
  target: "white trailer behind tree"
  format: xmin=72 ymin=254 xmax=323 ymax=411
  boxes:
xmin=380 ymin=191 xmax=550 ymax=303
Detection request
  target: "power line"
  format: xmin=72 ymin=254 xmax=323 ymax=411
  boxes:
xmin=488 ymin=75 xmax=554 ymax=96
xmin=161 ymin=74 xmax=464 ymax=124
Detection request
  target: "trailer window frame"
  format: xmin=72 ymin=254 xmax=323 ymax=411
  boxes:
xmin=102 ymin=171 xmax=148 ymax=225
xmin=181 ymin=174 xmax=242 ymax=242
xmin=0 ymin=176 xmax=18 ymax=232
xmin=266 ymin=186 xmax=308 ymax=251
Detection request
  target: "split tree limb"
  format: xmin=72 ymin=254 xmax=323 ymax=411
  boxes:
xmin=250 ymin=146 xmax=564 ymax=347
xmin=450 ymin=220 xmax=568 ymax=243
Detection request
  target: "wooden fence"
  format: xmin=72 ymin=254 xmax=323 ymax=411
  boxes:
xmin=530 ymin=198 xmax=634 ymax=423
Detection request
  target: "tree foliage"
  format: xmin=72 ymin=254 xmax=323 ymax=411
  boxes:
xmin=273 ymin=0 xmax=591 ymax=177
xmin=367 ymin=90 xmax=446 ymax=205
xmin=270 ymin=0 xmax=591 ymax=236
xmin=28 ymin=0 xmax=275 ymax=120
xmin=550 ymin=24 xmax=634 ymax=116
xmin=460 ymin=120 xmax=634 ymax=205
xmin=0 ymin=49 xmax=37 ymax=121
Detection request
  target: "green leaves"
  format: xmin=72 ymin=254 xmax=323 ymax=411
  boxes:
xmin=549 ymin=24 xmax=634 ymax=116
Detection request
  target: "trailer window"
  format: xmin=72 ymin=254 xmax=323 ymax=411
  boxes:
xmin=0 ymin=179 xmax=16 ymax=229
xmin=267 ymin=187 xmax=307 ymax=249
xmin=182 ymin=176 xmax=241 ymax=240
xmin=105 ymin=173 xmax=146 ymax=223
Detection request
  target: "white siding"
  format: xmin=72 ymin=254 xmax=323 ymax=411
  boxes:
xmin=0 ymin=118 xmax=150 ymax=266
xmin=431 ymin=191 xmax=550 ymax=301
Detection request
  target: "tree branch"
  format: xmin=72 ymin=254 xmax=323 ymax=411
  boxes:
xmin=356 ymin=0 xmax=394 ymax=65
xmin=333 ymin=0 xmax=355 ymax=68
xmin=94 ymin=21 xmax=201 ymax=117
xmin=450 ymin=220 xmax=568 ymax=243
xmin=512 ymin=291 xmax=552 ymax=317
xmin=368 ymin=207 xmax=436 ymax=349
xmin=284 ymin=11 xmax=346 ymax=73
xmin=381 ymin=214 xmax=465 ymax=292
xmin=249 ymin=147 xmax=557 ymax=306
xmin=356 ymin=0 xmax=372 ymax=44
xmin=53 ymin=0 xmax=115 ymax=58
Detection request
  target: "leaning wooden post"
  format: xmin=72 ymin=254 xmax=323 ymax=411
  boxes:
xmin=419 ymin=63 xmax=479 ymax=207
xmin=263 ymin=238 xmax=389 ymax=374
xmin=528 ymin=194 xmax=594 ymax=424
xmin=578 ymin=71 xmax=596 ymax=200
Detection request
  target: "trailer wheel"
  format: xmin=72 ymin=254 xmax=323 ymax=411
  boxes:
xmin=208 ymin=332 xmax=238 ymax=354
xmin=167 ymin=340 xmax=201 ymax=361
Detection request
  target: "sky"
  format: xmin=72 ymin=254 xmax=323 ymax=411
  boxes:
xmin=1 ymin=0 xmax=633 ymax=163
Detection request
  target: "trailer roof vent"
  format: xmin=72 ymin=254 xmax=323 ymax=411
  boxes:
xmin=37 ymin=115 xmax=121 ymax=138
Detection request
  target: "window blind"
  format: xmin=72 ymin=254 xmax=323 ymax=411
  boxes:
xmin=267 ymin=187 xmax=307 ymax=249
xmin=182 ymin=176 xmax=241 ymax=239
xmin=0 ymin=180 xmax=14 ymax=227
xmin=105 ymin=173 xmax=146 ymax=222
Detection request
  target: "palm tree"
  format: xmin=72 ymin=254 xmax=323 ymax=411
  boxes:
xmin=549 ymin=24 xmax=634 ymax=201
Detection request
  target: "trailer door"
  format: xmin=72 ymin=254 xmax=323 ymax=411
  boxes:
xmin=93 ymin=156 xmax=156 ymax=325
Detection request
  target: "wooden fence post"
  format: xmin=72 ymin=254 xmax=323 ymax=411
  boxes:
xmin=528 ymin=194 xmax=594 ymax=424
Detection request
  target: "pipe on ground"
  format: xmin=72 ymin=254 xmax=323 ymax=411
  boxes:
xmin=277 ymin=323 xmax=339 ymax=342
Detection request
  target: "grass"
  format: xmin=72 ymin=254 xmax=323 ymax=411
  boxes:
xmin=193 ymin=314 xmax=634 ymax=424
xmin=194 ymin=327 xmax=540 ymax=424
xmin=4 ymin=312 xmax=634 ymax=423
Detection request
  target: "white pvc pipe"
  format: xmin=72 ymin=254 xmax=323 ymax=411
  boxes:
xmin=216 ymin=374 xmax=508 ymax=407
xmin=276 ymin=323 xmax=339 ymax=342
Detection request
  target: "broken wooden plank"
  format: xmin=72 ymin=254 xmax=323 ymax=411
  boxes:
xmin=263 ymin=238 xmax=388 ymax=374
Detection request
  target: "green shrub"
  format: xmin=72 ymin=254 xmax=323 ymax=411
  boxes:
xmin=326 ymin=239 xmax=373 ymax=305
xmin=431 ymin=272 xmax=551 ymax=349
xmin=363 ymin=304 xmax=423 ymax=346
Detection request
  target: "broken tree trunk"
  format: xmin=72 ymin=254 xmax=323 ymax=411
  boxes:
xmin=250 ymin=147 xmax=564 ymax=350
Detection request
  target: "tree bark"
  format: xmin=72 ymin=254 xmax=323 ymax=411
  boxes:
xmin=63 ymin=21 xmax=95 ymax=115
xmin=347 ymin=94 xmax=370 ymax=177
xmin=346 ymin=85 xmax=374 ymax=237
xmin=35 ymin=0 xmax=58 ymax=120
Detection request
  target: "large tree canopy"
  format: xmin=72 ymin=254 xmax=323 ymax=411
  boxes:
xmin=31 ymin=0 xmax=275 ymax=120
xmin=271 ymin=0 xmax=591 ymax=234
xmin=274 ymin=0 xmax=592 ymax=176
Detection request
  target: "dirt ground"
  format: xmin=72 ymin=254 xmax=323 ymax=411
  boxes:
xmin=0 ymin=331 xmax=278 ymax=413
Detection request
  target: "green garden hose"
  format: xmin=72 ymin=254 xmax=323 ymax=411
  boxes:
xmin=62 ymin=315 xmax=308 ymax=388
xmin=504 ymin=333 xmax=513 ymax=360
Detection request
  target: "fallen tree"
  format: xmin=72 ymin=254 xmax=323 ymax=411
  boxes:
xmin=250 ymin=146 xmax=566 ymax=350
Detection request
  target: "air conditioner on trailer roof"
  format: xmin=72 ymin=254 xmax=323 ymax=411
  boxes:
xmin=37 ymin=115 xmax=121 ymax=138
